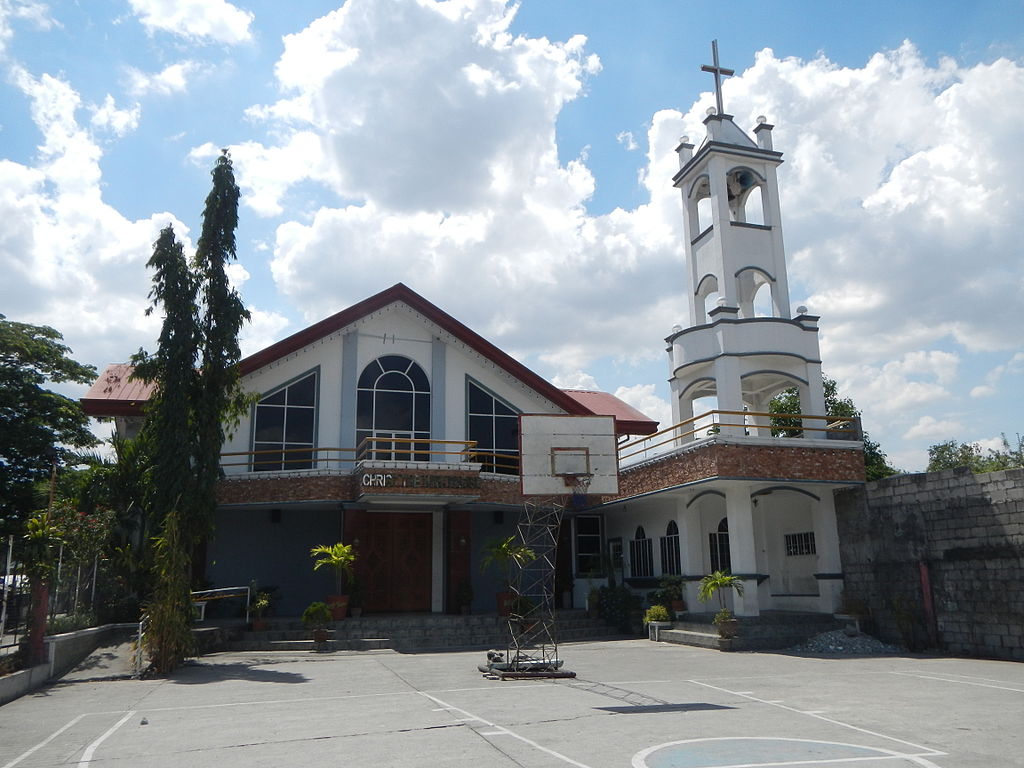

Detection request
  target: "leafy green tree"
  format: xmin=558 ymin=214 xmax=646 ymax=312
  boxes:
xmin=127 ymin=154 xmax=250 ymax=673
xmin=192 ymin=151 xmax=250 ymax=543
xmin=0 ymin=316 xmax=97 ymax=531
xmin=131 ymin=225 xmax=200 ymax=672
xmin=926 ymin=434 xmax=1023 ymax=473
xmin=769 ymin=375 xmax=900 ymax=481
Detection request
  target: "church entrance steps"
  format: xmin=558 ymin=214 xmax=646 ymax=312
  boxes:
xmin=226 ymin=609 xmax=621 ymax=652
xmin=657 ymin=611 xmax=845 ymax=652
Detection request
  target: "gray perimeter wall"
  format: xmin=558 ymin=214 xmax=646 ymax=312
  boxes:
xmin=835 ymin=467 xmax=1024 ymax=661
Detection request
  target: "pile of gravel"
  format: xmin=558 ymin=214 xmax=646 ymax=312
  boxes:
xmin=790 ymin=629 xmax=903 ymax=655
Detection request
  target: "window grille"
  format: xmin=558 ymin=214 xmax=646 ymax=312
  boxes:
xmin=630 ymin=526 xmax=653 ymax=578
xmin=660 ymin=520 xmax=681 ymax=575
xmin=784 ymin=531 xmax=816 ymax=556
xmin=709 ymin=517 xmax=731 ymax=573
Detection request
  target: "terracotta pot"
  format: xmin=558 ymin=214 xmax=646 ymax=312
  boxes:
xmin=252 ymin=618 xmax=269 ymax=632
xmin=312 ymin=628 xmax=329 ymax=644
xmin=327 ymin=595 xmax=349 ymax=620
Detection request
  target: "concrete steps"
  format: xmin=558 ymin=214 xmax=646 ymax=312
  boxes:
xmin=226 ymin=609 xmax=620 ymax=653
xmin=656 ymin=611 xmax=845 ymax=652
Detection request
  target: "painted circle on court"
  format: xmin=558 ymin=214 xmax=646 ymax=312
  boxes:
xmin=632 ymin=737 xmax=945 ymax=767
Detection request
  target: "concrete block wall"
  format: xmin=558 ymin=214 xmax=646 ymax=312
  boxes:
xmin=836 ymin=467 xmax=1024 ymax=661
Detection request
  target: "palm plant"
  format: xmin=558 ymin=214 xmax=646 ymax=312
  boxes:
xmin=480 ymin=535 xmax=536 ymax=589
xmin=697 ymin=570 xmax=745 ymax=624
xmin=310 ymin=542 xmax=357 ymax=594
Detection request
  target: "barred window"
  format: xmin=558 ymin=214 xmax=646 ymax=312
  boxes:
xmin=785 ymin=531 xmax=816 ymax=556
xmin=630 ymin=526 xmax=653 ymax=579
xmin=709 ymin=517 xmax=730 ymax=573
xmin=660 ymin=520 xmax=681 ymax=576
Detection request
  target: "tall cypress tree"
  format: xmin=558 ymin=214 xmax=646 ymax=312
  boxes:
xmin=131 ymin=226 xmax=199 ymax=672
xmin=192 ymin=151 xmax=250 ymax=543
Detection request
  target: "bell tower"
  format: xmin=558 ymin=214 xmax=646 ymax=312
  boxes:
xmin=668 ymin=41 xmax=827 ymax=436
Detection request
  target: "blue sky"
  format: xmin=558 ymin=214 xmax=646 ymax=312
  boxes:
xmin=1 ymin=0 xmax=1022 ymax=471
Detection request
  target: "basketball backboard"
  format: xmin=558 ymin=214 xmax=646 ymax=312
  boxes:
xmin=519 ymin=414 xmax=619 ymax=496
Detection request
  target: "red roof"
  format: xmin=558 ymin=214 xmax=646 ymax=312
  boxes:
xmin=81 ymin=284 xmax=653 ymax=434
xmin=80 ymin=363 xmax=156 ymax=417
xmin=560 ymin=389 xmax=658 ymax=435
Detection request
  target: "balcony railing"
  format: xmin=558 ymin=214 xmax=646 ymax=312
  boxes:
xmin=219 ymin=436 xmax=521 ymax=475
xmin=618 ymin=409 xmax=861 ymax=465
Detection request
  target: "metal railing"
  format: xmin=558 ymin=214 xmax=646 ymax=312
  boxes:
xmin=220 ymin=437 xmax=522 ymax=475
xmin=618 ymin=409 xmax=861 ymax=464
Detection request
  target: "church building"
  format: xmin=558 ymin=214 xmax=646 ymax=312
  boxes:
xmin=82 ymin=44 xmax=864 ymax=622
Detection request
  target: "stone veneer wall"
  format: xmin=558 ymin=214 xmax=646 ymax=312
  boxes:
xmin=616 ymin=440 xmax=865 ymax=500
xmin=835 ymin=467 xmax=1024 ymax=661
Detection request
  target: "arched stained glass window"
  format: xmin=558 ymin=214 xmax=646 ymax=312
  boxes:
xmin=357 ymin=356 xmax=430 ymax=461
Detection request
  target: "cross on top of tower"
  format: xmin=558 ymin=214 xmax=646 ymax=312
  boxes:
xmin=700 ymin=39 xmax=734 ymax=116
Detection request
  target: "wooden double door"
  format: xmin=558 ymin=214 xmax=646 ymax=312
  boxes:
xmin=350 ymin=511 xmax=433 ymax=613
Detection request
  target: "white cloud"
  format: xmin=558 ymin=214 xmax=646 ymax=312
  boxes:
xmin=239 ymin=306 xmax=290 ymax=358
xmin=89 ymin=94 xmax=141 ymax=136
xmin=551 ymin=371 xmax=600 ymax=390
xmin=0 ymin=67 xmax=186 ymax=379
xmin=903 ymin=415 xmax=964 ymax=441
xmin=0 ymin=1 xmax=57 ymax=56
xmin=127 ymin=0 xmax=252 ymax=44
xmin=126 ymin=61 xmax=200 ymax=97
xmin=616 ymin=130 xmax=638 ymax=151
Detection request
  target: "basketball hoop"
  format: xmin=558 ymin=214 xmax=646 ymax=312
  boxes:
xmin=564 ymin=473 xmax=592 ymax=509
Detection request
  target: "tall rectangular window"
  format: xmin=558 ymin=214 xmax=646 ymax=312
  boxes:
xmin=574 ymin=515 xmax=602 ymax=575
xmin=630 ymin=526 xmax=654 ymax=579
xmin=660 ymin=520 xmax=682 ymax=575
xmin=253 ymin=371 xmax=317 ymax=471
xmin=467 ymin=379 xmax=520 ymax=474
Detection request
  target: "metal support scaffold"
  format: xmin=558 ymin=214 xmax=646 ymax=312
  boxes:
xmin=485 ymin=474 xmax=590 ymax=680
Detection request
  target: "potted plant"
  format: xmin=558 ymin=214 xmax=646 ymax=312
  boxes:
xmin=643 ymin=604 xmax=673 ymax=641
xmin=697 ymin=570 xmax=745 ymax=639
xmin=250 ymin=591 xmax=272 ymax=631
xmin=650 ymin=575 xmax=686 ymax=618
xmin=302 ymin=601 xmax=333 ymax=650
xmin=480 ymin=535 xmax=536 ymax=616
xmin=310 ymin=542 xmax=357 ymax=620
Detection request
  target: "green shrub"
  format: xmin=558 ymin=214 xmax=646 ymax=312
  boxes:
xmin=643 ymin=605 xmax=671 ymax=624
xmin=302 ymin=601 xmax=333 ymax=628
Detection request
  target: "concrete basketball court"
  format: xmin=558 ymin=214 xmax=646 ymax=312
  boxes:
xmin=2 ymin=638 xmax=1022 ymax=768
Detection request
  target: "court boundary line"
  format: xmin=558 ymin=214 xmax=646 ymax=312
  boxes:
xmin=420 ymin=691 xmax=595 ymax=768
xmin=688 ymin=680 xmax=945 ymax=757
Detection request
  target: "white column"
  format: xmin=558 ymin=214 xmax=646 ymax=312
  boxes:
xmin=431 ymin=510 xmax=444 ymax=613
xmin=725 ymin=486 xmax=760 ymax=616
xmin=713 ymin=355 xmax=744 ymax=435
xmin=681 ymin=498 xmax=704 ymax=608
xmin=800 ymin=362 xmax=828 ymax=439
xmin=813 ymin=491 xmax=843 ymax=613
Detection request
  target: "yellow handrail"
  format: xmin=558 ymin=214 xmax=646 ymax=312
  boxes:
xmin=618 ymin=410 xmax=860 ymax=463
